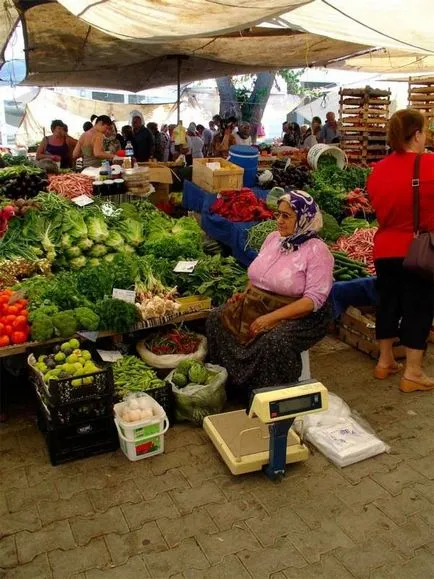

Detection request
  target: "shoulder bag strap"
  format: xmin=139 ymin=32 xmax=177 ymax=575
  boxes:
xmin=412 ymin=154 xmax=422 ymax=236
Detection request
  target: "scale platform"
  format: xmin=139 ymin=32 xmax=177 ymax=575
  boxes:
xmin=203 ymin=410 xmax=308 ymax=476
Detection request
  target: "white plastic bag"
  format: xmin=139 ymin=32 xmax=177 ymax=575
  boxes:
xmin=167 ymin=363 xmax=227 ymax=425
xmin=136 ymin=335 xmax=207 ymax=369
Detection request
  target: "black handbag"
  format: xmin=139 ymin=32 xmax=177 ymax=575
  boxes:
xmin=403 ymin=154 xmax=434 ymax=279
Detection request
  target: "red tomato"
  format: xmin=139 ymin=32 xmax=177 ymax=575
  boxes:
xmin=4 ymin=325 xmax=12 ymax=336
xmin=11 ymin=331 xmax=27 ymax=345
xmin=0 ymin=335 xmax=10 ymax=347
xmin=5 ymin=305 xmax=19 ymax=315
xmin=0 ymin=295 xmax=9 ymax=304
xmin=0 ymin=323 xmax=4 ymax=334
xmin=4 ymin=314 xmax=16 ymax=325
xmin=12 ymin=315 xmax=27 ymax=330
xmin=15 ymin=299 xmax=28 ymax=308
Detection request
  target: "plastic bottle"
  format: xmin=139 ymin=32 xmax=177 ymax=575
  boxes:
xmin=125 ymin=141 xmax=134 ymax=158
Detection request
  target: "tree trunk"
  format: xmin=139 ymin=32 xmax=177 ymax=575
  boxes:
xmin=247 ymin=72 xmax=275 ymax=143
xmin=215 ymin=77 xmax=240 ymax=119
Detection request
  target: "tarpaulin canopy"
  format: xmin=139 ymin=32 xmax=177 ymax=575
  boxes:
xmin=15 ymin=88 xmax=178 ymax=146
xmin=0 ymin=1 xmax=19 ymax=68
xmin=56 ymin=0 xmax=311 ymax=42
xmin=15 ymin=2 xmax=368 ymax=92
xmin=329 ymin=52 xmax=434 ymax=75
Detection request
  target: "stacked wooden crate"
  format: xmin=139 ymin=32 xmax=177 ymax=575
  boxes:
xmin=408 ymin=77 xmax=434 ymax=147
xmin=339 ymin=87 xmax=390 ymax=165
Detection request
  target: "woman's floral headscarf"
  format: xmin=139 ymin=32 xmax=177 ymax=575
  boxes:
xmin=278 ymin=190 xmax=322 ymax=252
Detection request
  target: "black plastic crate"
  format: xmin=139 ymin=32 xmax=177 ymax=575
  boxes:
xmin=28 ymin=354 xmax=114 ymax=406
xmin=37 ymin=407 xmax=118 ymax=466
xmin=35 ymin=380 xmax=114 ymax=427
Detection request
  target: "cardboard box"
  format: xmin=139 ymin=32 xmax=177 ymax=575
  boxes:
xmin=192 ymin=158 xmax=243 ymax=193
xmin=339 ymin=306 xmax=405 ymax=359
xmin=148 ymin=167 xmax=173 ymax=205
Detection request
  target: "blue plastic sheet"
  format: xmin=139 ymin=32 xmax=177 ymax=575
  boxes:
xmin=330 ymin=277 xmax=377 ymax=319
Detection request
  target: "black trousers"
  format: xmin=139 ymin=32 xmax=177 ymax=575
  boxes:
xmin=375 ymin=258 xmax=434 ymax=350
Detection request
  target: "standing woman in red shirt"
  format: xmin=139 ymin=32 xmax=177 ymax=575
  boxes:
xmin=368 ymin=109 xmax=434 ymax=392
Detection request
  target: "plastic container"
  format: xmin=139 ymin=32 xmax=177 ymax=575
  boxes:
xmin=307 ymin=144 xmax=347 ymax=170
xmin=114 ymin=395 xmax=169 ymax=461
xmin=228 ymin=145 xmax=260 ymax=187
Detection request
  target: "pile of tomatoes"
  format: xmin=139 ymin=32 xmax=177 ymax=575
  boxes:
xmin=0 ymin=289 xmax=30 ymax=347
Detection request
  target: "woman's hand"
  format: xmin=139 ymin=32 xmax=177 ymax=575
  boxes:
xmin=250 ymin=313 xmax=279 ymax=336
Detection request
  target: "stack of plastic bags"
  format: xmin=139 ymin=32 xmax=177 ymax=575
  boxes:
xmin=296 ymin=393 xmax=389 ymax=467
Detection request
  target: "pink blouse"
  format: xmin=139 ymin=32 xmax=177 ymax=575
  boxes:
xmin=248 ymin=232 xmax=334 ymax=311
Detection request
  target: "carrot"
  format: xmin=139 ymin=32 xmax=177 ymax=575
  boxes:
xmin=48 ymin=174 xmax=94 ymax=198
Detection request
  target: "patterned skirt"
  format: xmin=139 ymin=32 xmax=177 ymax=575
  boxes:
xmin=206 ymin=301 xmax=332 ymax=392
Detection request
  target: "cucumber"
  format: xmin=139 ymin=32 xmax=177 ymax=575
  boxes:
xmin=338 ymin=274 xmax=353 ymax=281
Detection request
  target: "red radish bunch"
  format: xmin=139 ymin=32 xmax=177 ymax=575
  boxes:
xmin=345 ymin=188 xmax=374 ymax=217
xmin=0 ymin=205 xmax=15 ymax=238
xmin=333 ymin=228 xmax=377 ymax=275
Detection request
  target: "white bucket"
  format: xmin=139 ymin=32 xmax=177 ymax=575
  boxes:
xmin=114 ymin=396 xmax=169 ymax=462
xmin=307 ymin=144 xmax=347 ymax=170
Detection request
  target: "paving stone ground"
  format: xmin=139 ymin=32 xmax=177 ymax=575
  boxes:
xmin=1 ymin=337 xmax=433 ymax=578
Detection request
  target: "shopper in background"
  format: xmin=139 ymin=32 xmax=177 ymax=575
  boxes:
xmin=103 ymin=122 xmax=122 ymax=155
xmin=234 ymin=122 xmax=252 ymax=146
xmin=368 ymin=109 xmax=434 ymax=392
xmin=147 ymin=122 xmax=163 ymax=161
xmin=212 ymin=115 xmax=222 ymax=131
xmin=198 ymin=124 xmax=213 ymax=156
xmin=312 ymin=116 xmax=322 ymax=138
xmin=283 ymin=122 xmax=301 ymax=148
xmin=83 ymin=121 xmax=93 ymax=132
xmin=301 ymin=124 xmax=317 ymax=150
xmin=36 ymin=120 xmax=71 ymax=168
xmin=121 ymin=125 xmax=134 ymax=147
xmin=211 ymin=119 xmax=236 ymax=157
xmin=73 ymin=114 xmax=115 ymax=168
xmin=318 ymin=112 xmax=340 ymax=144
xmin=62 ymin=124 xmax=78 ymax=168
xmin=161 ymin=124 xmax=170 ymax=162
xmin=90 ymin=115 xmax=97 ymax=125
xmin=132 ymin=116 xmax=154 ymax=162
xmin=168 ymin=124 xmax=177 ymax=160
xmin=186 ymin=122 xmax=204 ymax=164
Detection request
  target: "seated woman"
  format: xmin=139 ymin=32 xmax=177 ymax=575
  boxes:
xmin=36 ymin=120 xmax=70 ymax=168
xmin=206 ymin=191 xmax=334 ymax=392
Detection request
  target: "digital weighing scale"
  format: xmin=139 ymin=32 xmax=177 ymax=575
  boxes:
xmin=203 ymin=380 xmax=328 ymax=480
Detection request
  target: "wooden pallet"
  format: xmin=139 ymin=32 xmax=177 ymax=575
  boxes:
xmin=339 ymin=86 xmax=390 ymax=165
xmin=408 ymin=77 xmax=434 ymax=146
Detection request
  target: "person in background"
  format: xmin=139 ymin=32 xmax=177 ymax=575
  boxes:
xmin=168 ymin=124 xmax=177 ymax=160
xmin=36 ymin=120 xmax=71 ymax=168
xmin=121 ymin=125 xmax=134 ymax=148
xmin=367 ymin=109 xmax=434 ymax=392
xmin=73 ymin=114 xmax=115 ymax=168
xmin=283 ymin=122 xmax=301 ymax=148
xmin=62 ymin=124 xmax=78 ymax=168
xmin=318 ymin=112 xmax=340 ymax=144
xmin=83 ymin=121 xmax=93 ymax=132
xmin=198 ymin=124 xmax=213 ymax=157
xmin=212 ymin=115 xmax=222 ymax=131
xmin=234 ymin=121 xmax=252 ymax=146
xmin=90 ymin=115 xmax=97 ymax=125
xmin=206 ymin=190 xmax=333 ymax=393
xmin=147 ymin=122 xmax=163 ymax=161
xmin=103 ymin=122 xmax=122 ymax=155
xmin=211 ymin=119 xmax=236 ymax=157
xmin=186 ymin=122 xmax=204 ymax=165
xmin=160 ymin=124 xmax=170 ymax=162
xmin=282 ymin=121 xmax=289 ymax=140
xmin=132 ymin=116 xmax=154 ymax=162
xmin=301 ymin=124 xmax=317 ymax=150
xmin=312 ymin=116 xmax=322 ymax=138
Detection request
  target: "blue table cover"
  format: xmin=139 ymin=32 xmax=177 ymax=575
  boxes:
xmin=330 ymin=276 xmax=377 ymax=318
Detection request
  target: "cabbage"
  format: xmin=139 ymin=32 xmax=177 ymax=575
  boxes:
xmin=118 ymin=219 xmax=144 ymax=247
xmin=65 ymin=246 xmax=82 ymax=259
xmin=78 ymin=238 xmax=93 ymax=251
xmin=188 ymin=363 xmax=208 ymax=385
xmin=88 ymin=243 xmax=108 ymax=258
xmin=103 ymin=253 xmax=116 ymax=263
xmin=88 ymin=258 xmax=101 ymax=267
xmin=61 ymin=233 xmax=72 ymax=249
xmin=62 ymin=209 xmax=88 ymax=239
xmin=172 ymin=372 xmax=188 ymax=388
xmin=122 ymin=244 xmax=136 ymax=254
xmin=69 ymin=256 xmax=87 ymax=270
xmin=177 ymin=359 xmax=197 ymax=377
xmin=105 ymin=230 xmax=125 ymax=250
xmin=86 ymin=215 xmax=109 ymax=242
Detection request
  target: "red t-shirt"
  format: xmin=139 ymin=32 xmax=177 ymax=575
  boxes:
xmin=367 ymin=152 xmax=434 ymax=260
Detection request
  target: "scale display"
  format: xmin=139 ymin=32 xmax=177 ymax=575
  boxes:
xmin=269 ymin=392 xmax=322 ymax=418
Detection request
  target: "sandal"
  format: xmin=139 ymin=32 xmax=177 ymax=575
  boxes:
xmin=374 ymin=363 xmax=403 ymax=380
xmin=400 ymin=377 xmax=434 ymax=393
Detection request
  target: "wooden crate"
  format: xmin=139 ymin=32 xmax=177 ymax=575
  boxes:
xmin=339 ymin=86 xmax=390 ymax=165
xmin=338 ymin=307 xmax=405 ymax=360
xmin=192 ymin=158 xmax=243 ymax=193
xmin=408 ymin=77 xmax=434 ymax=147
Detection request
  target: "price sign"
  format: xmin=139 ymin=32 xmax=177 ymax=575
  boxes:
xmin=77 ymin=330 xmax=99 ymax=342
xmin=97 ymin=350 xmax=123 ymax=362
xmin=112 ymin=288 xmax=136 ymax=304
xmin=173 ymin=260 xmax=198 ymax=273
xmin=72 ymin=194 xmax=94 ymax=207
